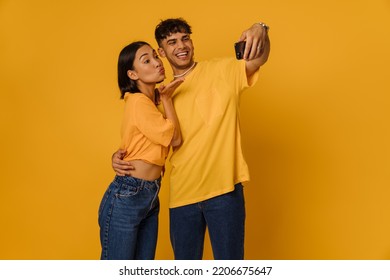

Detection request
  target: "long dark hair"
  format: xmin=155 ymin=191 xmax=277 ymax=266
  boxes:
xmin=117 ymin=41 xmax=150 ymax=99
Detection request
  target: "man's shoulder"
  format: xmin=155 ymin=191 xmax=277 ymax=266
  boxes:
xmin=199 ymin=57 xmax=241 ymax=71
xmin=201 ymin=57 xmax=236 ymax=65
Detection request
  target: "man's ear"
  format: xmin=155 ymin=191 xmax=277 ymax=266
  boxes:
xmin=127 ymin=70 xmax=138 ymax=80
xmin=158 ymin=47 xmax=166 ymax=58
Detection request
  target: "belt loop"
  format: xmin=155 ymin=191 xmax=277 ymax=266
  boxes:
xmin=140 ymin=179 xmax=145 ymax=190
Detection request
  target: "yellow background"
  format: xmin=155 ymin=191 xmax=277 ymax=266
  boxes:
xmin=1 ymin=0 xmax=390 ymax=259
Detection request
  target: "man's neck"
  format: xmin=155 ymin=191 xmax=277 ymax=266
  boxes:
xmin=173 ymin=61 xmax=197 ymax=79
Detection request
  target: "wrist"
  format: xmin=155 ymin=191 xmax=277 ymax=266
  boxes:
xmin=161 ymin=97 xmax=173 ymax=104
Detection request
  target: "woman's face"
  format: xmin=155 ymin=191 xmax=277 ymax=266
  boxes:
xmin=129 ymin=44 xmax=165 ymax=84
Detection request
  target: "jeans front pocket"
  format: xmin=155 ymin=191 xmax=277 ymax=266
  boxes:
xmin=116 ymin=183 xmax=139 ymax=198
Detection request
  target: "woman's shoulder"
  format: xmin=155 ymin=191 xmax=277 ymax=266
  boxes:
xmin=124 ymin=92 xmax=148 ymax=103
xmin=124 ymin=92 xmax=142 ymax=98
xmin=127 ymin=93 xmax=157 ymax=112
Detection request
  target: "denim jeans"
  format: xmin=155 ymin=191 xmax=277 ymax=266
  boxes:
xmin=169 ymin=183 xmax=245 ymax=260
xmin=98 ymin=176 xmax=160 ymax=260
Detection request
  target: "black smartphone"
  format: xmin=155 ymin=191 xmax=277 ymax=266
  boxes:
xmin=234 ymin=41 xmax=246 ymax=60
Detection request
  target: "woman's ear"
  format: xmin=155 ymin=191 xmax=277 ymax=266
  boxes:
xmin=158 ymin=47 xmax=166 ymax=58
xmin=127 ymin=70 xmax=138 ymax=80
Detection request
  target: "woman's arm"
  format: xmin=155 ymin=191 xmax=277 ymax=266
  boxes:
xmin=159 ymin=78 xmax=184 ymax=147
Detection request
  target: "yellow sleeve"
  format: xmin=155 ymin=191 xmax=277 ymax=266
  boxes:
xmin=221 ymin=58 xmax=259 ymax=94
xmin=133 ymin=97 xmax=175 ymax=147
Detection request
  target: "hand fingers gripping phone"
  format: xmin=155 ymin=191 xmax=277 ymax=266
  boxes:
xmin=234 ymin=41 xmax=246 ymax=60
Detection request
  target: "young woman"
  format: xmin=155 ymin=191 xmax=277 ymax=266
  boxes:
xmin=98 ymin=41 xmax=183 ymax=260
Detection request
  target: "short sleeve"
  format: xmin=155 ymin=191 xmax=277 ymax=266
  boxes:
xmin=221 ymin=58 xmax=259 ymax=95
xmin=133 ymin=96 xmax=175 ymax=147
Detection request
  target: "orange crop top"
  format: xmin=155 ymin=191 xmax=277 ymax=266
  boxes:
xmin=120 ymin=93 xmax=174 ymax=166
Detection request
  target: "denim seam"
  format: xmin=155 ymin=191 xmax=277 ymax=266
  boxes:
xmin=101 ymin=194 xmax=117 ymax=260
xmin=147 ymin=182 xmax=160 ymax=213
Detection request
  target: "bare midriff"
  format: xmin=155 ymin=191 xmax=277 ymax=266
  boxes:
xmin=127 ymin=160 xmax=162 ymax=181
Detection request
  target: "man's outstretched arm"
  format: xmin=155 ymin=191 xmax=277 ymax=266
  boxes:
xmin=238 ymin=22 xmax=271 ymax=78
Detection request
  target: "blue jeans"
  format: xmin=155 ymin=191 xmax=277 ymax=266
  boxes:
xmin=98 ymin=176 xmax=160 ymax=260
xmin=169 ymin=183 xmax=245 ymax=260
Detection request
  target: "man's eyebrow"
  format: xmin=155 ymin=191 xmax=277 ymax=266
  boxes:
xmin=166 ymin=38 xmax=177 ymax=43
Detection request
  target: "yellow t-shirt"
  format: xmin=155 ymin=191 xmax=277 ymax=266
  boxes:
xmin=169 ymin=57 xmax=259 ymax=208
xmin=121 ymin=93 xmax=174 ymax=166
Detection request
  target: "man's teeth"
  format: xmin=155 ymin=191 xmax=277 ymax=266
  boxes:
xmin=177 ymin=52 xmax=187 ymax=57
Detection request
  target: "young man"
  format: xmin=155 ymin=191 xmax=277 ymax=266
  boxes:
xmin=112 ymin=18 xmax=270 ymax=259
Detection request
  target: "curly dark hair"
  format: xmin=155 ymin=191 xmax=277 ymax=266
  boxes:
xmin=154 ymin=18 xmax=192 ymax=46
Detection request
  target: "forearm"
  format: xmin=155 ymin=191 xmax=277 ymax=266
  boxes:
xmin=161 ymin=98 xmax=182 ymax=147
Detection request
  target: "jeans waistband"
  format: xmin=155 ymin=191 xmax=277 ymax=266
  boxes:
xmin=114 ymin=175 xmax=161 ymax=187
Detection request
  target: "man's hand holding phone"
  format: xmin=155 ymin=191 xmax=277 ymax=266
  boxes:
xmin=234 ymin=41 xmax=246 ymax=60
xmin=235 ymin=22 xmax=269 ymax=60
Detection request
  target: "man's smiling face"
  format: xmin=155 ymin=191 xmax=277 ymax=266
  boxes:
xmin=158 ymin=32 xmax=195 ymax=74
